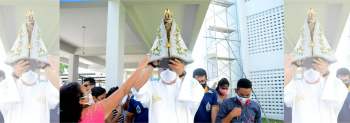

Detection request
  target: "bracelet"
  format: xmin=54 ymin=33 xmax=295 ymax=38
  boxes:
xmin=149 ymin=62 xmax=157 ymax=68
xmin=41 ymin=64 xmax=49 ymax=69
xmin=292 ymin=62 xmax=301 ymax=68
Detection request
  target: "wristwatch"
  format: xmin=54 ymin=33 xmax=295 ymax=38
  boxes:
xmin=322 ymin=70 xmax=330 ymax=77
xmin=41 ymin=64 xmax=49 ymax=69
xmin=292 ymin=62 xmax=301 ymax=68
xmin=12 ymin=72 xmax=19 ymax=79
xmin=179 ymin=71 xmax=187 ymax=78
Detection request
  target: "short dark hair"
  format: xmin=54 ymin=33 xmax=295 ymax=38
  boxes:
xmin=193 ymin=68 xmax=207 ymax=79
xmin=337 ymin=68 xmax=350 ymax=78
xmin=237 ymin=78 xmax=252 ymax=90
xmin=216 ymin=78 xmax=230 ymax=92
xmin=91 ymin=87 xmax=106 ymax=97
xmin=0 ymin=70 xmax=5 ymax=79
xmin=83 ymin=77 xmax=96 ymax=85
xmin=107 ymin=87 xmax=118 ymax=98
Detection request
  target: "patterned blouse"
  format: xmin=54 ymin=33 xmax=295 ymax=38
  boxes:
xmin=79 ymin=102 xmax=105 ymax=123
xmin=112 ymin=108 xmax=124 ymax=123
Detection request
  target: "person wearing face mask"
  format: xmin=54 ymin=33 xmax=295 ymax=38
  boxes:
xmin=215 ymin=78 xmax=232 ymax=106
xmin=216 ymin=78 xmax=262 ymax=123
xmin=0 ymin=10 xmax=60 ymax=123
xmin=192 ymin=68 xmax=219 ymax=123
xmin=284 ymin=8 xmax=348 ymax=123
xmin=336 ymin=68 xmax=350 ymax=122
xmin=60 ymin=55 xmax=151 ymax=123
xmin=131 ymin=8 xmax=204 ymax=123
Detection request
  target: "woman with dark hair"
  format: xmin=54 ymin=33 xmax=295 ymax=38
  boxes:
xmin=91 ymin=87 xmax=106 ymax=103
xmin=216 ymin=78 xmax=231 ymax=106
xmin=60 ymin=55 xmax=150 ymax=123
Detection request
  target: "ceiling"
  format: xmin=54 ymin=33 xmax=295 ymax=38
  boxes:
xmin=284 ymin=0 xmax=350 ymax=54
xmin=59 ymin=0 xmax=210 ymax=73
xmin=0 ymin=1 xmax=60 ymax=55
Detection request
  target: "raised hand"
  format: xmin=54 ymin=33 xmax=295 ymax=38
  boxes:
xmin=284 ymin=54 xmax=294 ymax=72
xmin=138 ymin=55 xmax=151 ymax=70
xmin=13 ymin=60 xmax=30 ymax=77
xmin=168 ymin=59 xmax=185 ymax=75
xmin=312 ymin=58 xmax=328 ymax=75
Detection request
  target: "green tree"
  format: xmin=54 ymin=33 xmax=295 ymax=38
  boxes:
xmin=60 ymin=63 xmax=68 ymax=74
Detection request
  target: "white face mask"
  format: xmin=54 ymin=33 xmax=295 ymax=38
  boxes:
xmin=304 ymin=68 xmax=321 ymax=83
xmin=236 ymin=94 xmax=249 ymax=104
xmin=21 ymin=70 xmax=38 ymax=85
xmin=88 ymin=93 xmax=95 ymax=105
xmin=160 ymin=69 xmax=177 ymax=83
xmin=82 ymin=90 xmax=95 ymax=105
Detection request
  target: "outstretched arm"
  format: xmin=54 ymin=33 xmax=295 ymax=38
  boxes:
xmin=133 ymin=60 xmax=159 ymax=91
xmin=101 ymin=55 xmax=151 ymax=119
xmin=41 ymin=56 xmax=61 ymax=90
xmin=284 ymin=54 xmax=300 ymax=87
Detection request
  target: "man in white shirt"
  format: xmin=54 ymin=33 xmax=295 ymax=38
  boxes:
xmin=0 ymin=10 xmax=60 ymax=123
xmin=284 ymin=8 xmax=348 ymax=123
xmin=131 ymin=8 xmax=204 ymax=123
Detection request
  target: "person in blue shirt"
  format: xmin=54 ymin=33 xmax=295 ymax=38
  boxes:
xmin=125 ymin=95 xmax=149 ymax=123
xmin=336 ymin=68 xmax=350 ymax=122
xmin=216 ymin=78 xmax=262 ymax=123
xmin=193 ymin=68 xmax=219 ymax=123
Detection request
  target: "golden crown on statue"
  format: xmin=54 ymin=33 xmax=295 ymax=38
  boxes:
xmin=164 ymin=8 xmax=173 ymax=15
xmin=308 ymin=8 xmax=316 ymax=15
xmin=25 ymin=10 xmax=34 ymax=17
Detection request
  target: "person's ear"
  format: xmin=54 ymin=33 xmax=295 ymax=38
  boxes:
xmin=234 ymin=88 xmax=238 ymax=93
xmin=93 ymin=96 xmax=98 ymax=103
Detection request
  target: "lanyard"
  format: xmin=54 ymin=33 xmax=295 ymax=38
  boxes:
xmin=239 ymin=104 xmax=248 ymax=123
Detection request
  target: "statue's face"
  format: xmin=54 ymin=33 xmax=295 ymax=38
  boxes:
xmin=26 ymin=15 xmax=34 ymax=23
xmin=308 ymin=13 xmax=316 ymax=22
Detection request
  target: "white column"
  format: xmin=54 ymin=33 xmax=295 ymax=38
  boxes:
xmin=68 ymin=54 xmax=79 ymax=83
xmin=105 ymin=0 xmax=125 ymax=91
xmin=238 ymin=0 xmax=250 ymax=78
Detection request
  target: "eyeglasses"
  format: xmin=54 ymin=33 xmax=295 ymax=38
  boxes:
xmin=83 ymin=84 xmax=92 ymax=87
